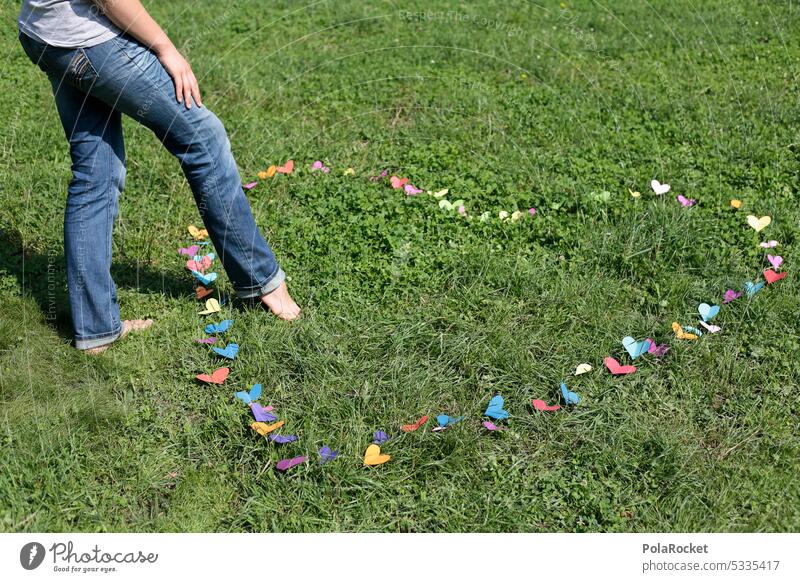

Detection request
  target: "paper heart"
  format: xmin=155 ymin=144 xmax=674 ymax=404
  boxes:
xmin=764 ymin=269 xmax=787 ymax=284
xmin=645 ymin=339 xmax=669 ymax=357
xmin=251 ymin=421 xmax=285 ymax=437
xmin=560 ymin=382 xmax=580 ymax=405
xmin=212 ymin=343 xmax=239 ymax=360
xmin=622 ymin=336 xmax=652 ymax=360
xmin=699 ymin=321 xmax=721 ymax=333
xmin=676 ymin=194 xmax=696 ymax=207
xmin=745 ymin=281 xmax=765 ymax=296
xmin=629 ymin=189 xmax=641 ymax=198
xmin=698 ymin=303 xmax=720 ymax=322
xmin=482 ymin=421 xmax=505 ymax=431
xmin=722 ymin=289 xmax=742 ymax=304
xmin=389 ymin=176 xmax=409 ymax=189
xmin=604 ymin=356 xmax=636 ymax=375
xmin=186 ymin=259 xmax=204 ymax=273
xmin=343 ymin=167 xmax=355 ymax=176
xmin=672 ymin=322 xmax=698 ymax=340
xmin=276 ymin=160 xmax=294 ymax=174
xmin=373 ymin=430 xmax=390 ymax=444
xmin=195 ymin=337 xmax=216 ymax=344
xmin=311 ymin=160 xmax=330 ymax=173
xmin=178 ymin=244 xmax=200 ymax=256
xmin=484 ymin=395 xmax=509 ymax=420
xmin=235 ymin=383 xmax=262 ymax=405
xmin=250 ymin=403 xmax=277 ymax=422
xmin=196 ymin=367 xmax=229 ymax=384
xmin=574 ymin=363 xmax=592 ymax=375
xmin=434 ymin=414 xmax=464 ymax=431
xmin=747 ymin=215 xmax=771 ymax=232
xmin=276 ymin=456 xmax=306 ymax=472
xmin=265 ymin=165 xmax=277 ymax=178
xmin=257 ymin=170 xmax=269 ymax=179
xmin=684 ymin=325 xmax=703 ymax=336
xmin=759 ymin=240 xmax=779 ymax=248
xmin=767 ymin=255 xmax=783 ymax=269
xmin=730 ymin=199 xmax=742 ymax=209
xmin=401 ymin=415 xmax=429 ymax=432
xmin=192 ymin=270 xmax=217 ymax=286
xmin=243 ymin=181 xmax=257 ymax=190
xmin=198 ymin=298 xmax=221 ymax=315
xmin=204 ymin=319 xmax=233 ymax=335
xmin=432 ymin=188 xmax=449 ymax=198
xmin=319 ymin=445 xmax=339 ymax=463
xmin=532 ymin=399 xmax=561 ymax=411
xmin=188 ymin=224 xmax=209 ymax=240
xmin=651 ymin=179 xmax=670 ymax=195
xmin=269 ymin=434 xmax=297 ymax=444
xmin=364 ymin=444 xmax=391 ymax=466
xmin=404 ymin=183 xmax=423 ymax=195
xmin=195 ymin=285 xmax=214 ymax=300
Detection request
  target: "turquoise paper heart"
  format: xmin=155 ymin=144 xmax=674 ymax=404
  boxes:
xmin=484 ymin=395 xmax=509 ymax=420
xmin=697 ymin=303 xmax=720 ymax=322
xmin=745 ymin=281 xmax=765 ymax=297
xmin=622 ymin=336 xmax=651 ymax=359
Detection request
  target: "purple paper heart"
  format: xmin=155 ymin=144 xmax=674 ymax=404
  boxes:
xmin=373 ymin=430 xmax=389 ymax=444
xmin=319 ymin=445 xmax=339 ymax=463
xmin=195 ymin=338 xmax=217 ymax=344
xmin=722 ymin=289 xmax=742 ymax=304
xmin=178 ymin=245 xmax=200 ymax=256
xmin=646 ymin=338 xmax=670 ymax=357
xmin=276 ymin=456 xmax=306 ymax=472
xmin=250 ymin=403 xmax=277 ymax=422
xmin=269 ymin=434 xmax=297 ymax=444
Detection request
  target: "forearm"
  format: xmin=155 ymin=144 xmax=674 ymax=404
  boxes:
xmin=93 ymin=0 xmax=174 ymax=55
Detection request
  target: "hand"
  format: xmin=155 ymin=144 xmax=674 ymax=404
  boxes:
xmin=156 ymin=45 xmax=203 ymax=109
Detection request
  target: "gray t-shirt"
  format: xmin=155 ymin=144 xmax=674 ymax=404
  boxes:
xmin=18 ymin=0 xmax=121 ymax=48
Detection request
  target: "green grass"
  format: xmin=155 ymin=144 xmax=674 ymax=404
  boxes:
xmin=1 ymin=0 xmax=799 ymax=532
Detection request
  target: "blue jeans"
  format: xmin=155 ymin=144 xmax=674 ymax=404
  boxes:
xmin=18 ymin=32 xmax=285 ymax=350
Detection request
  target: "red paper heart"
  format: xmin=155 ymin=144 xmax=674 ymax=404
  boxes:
xmin=764 ymin=269 xmax=787 ymax=284
xmin=196 ymin=367 xmax=229 ymax=384
xmin=276 ymin=159 xmax=294 ymax=174
xmin=401 ymin=415 xmax=429 ymax=432
xmin=389 ymin=176 xmax=409 ymax=189
xmin=195 ymin=285 xmax=214 ymax=299
xmin=604 ymin=356 xmax=637 ymax=375
xmin=532 ymin=399 xmax=561 ymax=411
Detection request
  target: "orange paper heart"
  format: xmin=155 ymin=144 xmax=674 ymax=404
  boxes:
xmin=764 ymin=269 xmax=787 ymax=284
xmin=250 ymin=420 xmax=285 ymax=436
xmin=196 ymin=367 xmax=229 ymax=384
xmin=276 ymin=160 xmax=294 ymax=174
xmin=401 ymin=415 xmax=429 ymax=432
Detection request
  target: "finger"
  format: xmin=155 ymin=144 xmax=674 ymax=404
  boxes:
xmin=189 ymin=72 xmax=203 ymax=108
xmin=183 ymin=73 xmax=192 ymax=109
xmin=174 ymin=74 xmax=184 ymax=104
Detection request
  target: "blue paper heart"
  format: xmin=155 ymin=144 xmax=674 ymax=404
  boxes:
xmin=697 ymin=303 xmax=720 ymax=322
xmin=212 ymin=343 xmax=239 ymax=359
xmin=236 ymin=383 xmax=261 ymax=405
xmin=192 ymin=270 xmax=218 ymax=286
xmin=204 ymin=319 xmax=233 ymax=335
xmin=622 ymin=336 xmax=651 ymax=359
xmin=436 ymin=414 xmax=464 ymax=428
xmin=745 ymin=281 xmax=765 ymax=297
xmin=560 ymin=382 xmax=580 ymax=405
xmin=684 ymin=326 xmax=703 ymax=337
xmin=484 ymin=394 xmax=509 ymax=420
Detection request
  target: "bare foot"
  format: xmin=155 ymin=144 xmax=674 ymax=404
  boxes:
xmin=82 ymin=319 xmax=154 ymax=355
xmin=260 ymin=281 xmax=301 ymax=321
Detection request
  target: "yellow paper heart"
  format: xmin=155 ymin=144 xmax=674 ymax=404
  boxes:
xmin=198 ymin=298 xmax=221 ymax=315
xmin=188 ymin=224 xmax=209 ymax=240
xmin=257 ymin=170 xmax=269 ymax=179
xmin=730 ymin=199 xmax=742 ymax=209
xmin=746 ymin=215 xmax=771 ymax=232
xmin=672 ymin=322 xmax=698 ymax=341
xmin=628 ymin=189 xmax=641 ymax=199
xmin=433 ymin=188 xmax=449 ymax=198
xmin=364 ymin=444 xmax=391 ymax=466
xmin=343 ymin=167 xmax=355 ymax=176
xmin=574 ymin=363 xmax=592 ymax=375
xmin=250 ymin=420 xmax=285 ymax=436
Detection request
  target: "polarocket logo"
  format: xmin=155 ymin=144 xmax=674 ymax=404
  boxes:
xmin=20 ymin=542 xmax=46 ymax=570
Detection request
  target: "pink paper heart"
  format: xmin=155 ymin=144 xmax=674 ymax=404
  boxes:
xmin=482 ymin=421 xmax=505 ymax=431
xmin=767 ymin=254 xmax=783 ymax=269
xmin=404 ymin=183 xmax=423 ymax=195
xmin=604 ymin=356 xmax=636 ymax=375
xmin=178 ymin=245 xmax=200 ymax=256
xmin=531 ymin=399 xmax=561 ymax=412
xmin=243 ymin=181 xmax=257 ymax=190
xmin=699 ymin=321 xmax=721 ymax=333
xmin=759 ymin=240 xmax=778 ymax=248
xmin=722 ymin=289 xmax=742 ymax=304
xmin=195 ymin=338 xmax=217 ymax=344
xmin=677 ymin=195 xmax=696 ymax=207
xmin=390 ymin=176 xmax=409 ymax=189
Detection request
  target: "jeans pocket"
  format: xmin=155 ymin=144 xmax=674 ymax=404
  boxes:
xmin=67 ymin=49 xmax=99 ymax=90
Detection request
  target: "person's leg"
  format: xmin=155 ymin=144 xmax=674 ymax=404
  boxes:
xmin=17 ymin=33 xmax=144 ymax=349
xmin=81 ymin=34 xmax=299 ymax=318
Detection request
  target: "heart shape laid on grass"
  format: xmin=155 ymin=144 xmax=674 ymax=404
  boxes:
xmin=574 ymin=363 xmax=592 ymax=375
xmin=319 ymin=445 xmax=339 ymax=463
xmin=722 ymin=289 xmax=742 ymax=304
xmin=212 ymin=343 xmax=238 ymax=360
xmin=676 ymin=195 xmax=696 ymax=207
xmin=622 ymin=336 xmax=651 ymax=359
xmin=651 ymin=179 xmax=670 ymax=195
xmin=759 ymin=240 xmax=778 ymax=248
xmin=532 ymin=399 xmax=561 ymax=411
xmin=250 ymin=403 xmax=277 ymax=422
xmin=433 ymin=414 xmax=464 ymax=431
xmin=205 ymin=320 xmax=233 ymax=335
xmin=698 ymin=303 xmax=720 ymax=322
xmin=192 ymin=271 xmax=218 ymax=287
xmin=276 ymin=456 xmax=306 ymax=472
xmin=482 ymin=421 xmax=505 ymax=431
xmin=243 ymin=181 xmax=257 ymax=190
xmin=484 ymin=395 xmax=509 ymax=420
xmin=401 ymin=415 xmax=429 ymax=432
xmin=188 ymin=224 xmax=208 ymax=240
xmin=646 ymin=339 xmax=670 ymax=357
xmin=764 ymin=269 xmax=787 ymax=284
xmin=373 ymin=430 xmax=390 ymax=444
xmin=276 ymin=160 xmax=294 ymax=174
xmin=364 ymin=444 xmax=391 ymax=466
xmin=745 ymin=281 xmax=765 ymax=296
xmin=560 ymin=382 xmax=580 ymax=405
xmin=235 ymin=383 xmax=261 ymax=405
xmin=196 ymin=367 xmax=229 ymax=384
xmin=196 ymin=285 xmax=214 ymax=299
xmin=389 ymin=176 xmax=409 ymax=189
xmin=699 ymin=321 xmax=721 ymax=333
xmin=178 ymin=245 xmax=200 ymax=256
xmin=767 ymin=255 xmax=783 ymax=269
xmin=198 ymin=298 xmax=221 ymax=315
xmin=730 ymin=199 xmax=742 ymax=209
xmin=747 ymin=215 xmax=771 ymax=232
xmin=251 ymin=421 xmax=285 ymax=436
xmin=269 ymin=434 xmax=297 ymax=444
xmin=672 ymin=322 xmax=699 ymax=340
xmin=604 ymin=356 xmax=636 ymax=375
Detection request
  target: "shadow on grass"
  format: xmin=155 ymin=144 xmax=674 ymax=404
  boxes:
xmin=0 ymin=227 xmax=194 ymax=343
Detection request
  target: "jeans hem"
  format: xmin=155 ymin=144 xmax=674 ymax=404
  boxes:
xmin=237 ymin=267 xmax=286 ymax=299
xmin=75 ymin=324 xmax=123 ymax=350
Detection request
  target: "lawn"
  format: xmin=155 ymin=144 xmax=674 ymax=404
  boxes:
xmin=1 ymin=0 xmax=798 ymax=532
